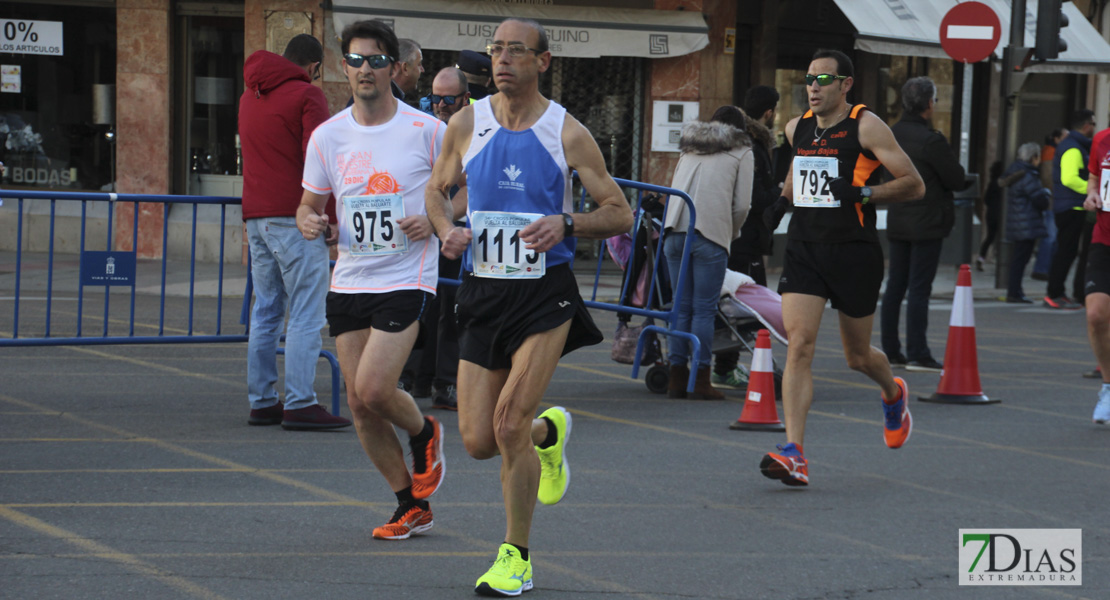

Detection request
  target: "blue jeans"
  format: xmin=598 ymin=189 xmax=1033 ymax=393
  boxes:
xmin=1033 ymin=210 xmax=1057 ymax=276
xmin=663 ymin=231 xmax=728 ymax=369
xmin=246 ymin=217 xmax=329 ymax=411
xmin=880 ymin=238 xmax=943 ymax=362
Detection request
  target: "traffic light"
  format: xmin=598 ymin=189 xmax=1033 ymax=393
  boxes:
xmin=1034 ymin=0 xmax=1069 ymax=60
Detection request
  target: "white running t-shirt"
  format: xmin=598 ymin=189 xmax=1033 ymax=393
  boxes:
xmin=302 ymin=103 xmax=444 ymax=294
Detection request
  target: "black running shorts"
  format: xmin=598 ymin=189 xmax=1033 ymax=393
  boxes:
xmin=1085 ymin=243 xmax=1110 ymax=297
xmin=326 ymin=290 xmax=431 ymax=339
xmin=455 ymin=263 xmax=604 ymax=370
xmin=777 ymin=239 xmax=884 ymax=318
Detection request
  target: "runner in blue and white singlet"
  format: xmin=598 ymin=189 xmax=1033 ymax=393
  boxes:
xmin=423 ymin=17 xmax=634 ymax=596
xmin=461 ymin=97 xmax=574 ymax=273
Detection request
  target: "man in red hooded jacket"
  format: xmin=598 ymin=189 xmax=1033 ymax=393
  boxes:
xmin=238 ymin=34 xmax=350 ymax=430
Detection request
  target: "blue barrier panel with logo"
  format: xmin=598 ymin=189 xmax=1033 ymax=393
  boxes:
xmin=80 ymin=250 xmax=137 ymax=286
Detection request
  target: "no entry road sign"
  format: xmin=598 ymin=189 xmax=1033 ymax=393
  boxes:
xmin=940 ymin=1 xmax=1001 ymax=64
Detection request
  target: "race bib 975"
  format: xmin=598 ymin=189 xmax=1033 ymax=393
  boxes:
xmin=342 ymin=194 xmax=408 ymax=256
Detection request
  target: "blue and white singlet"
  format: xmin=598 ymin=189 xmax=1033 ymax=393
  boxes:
xmin=461 ymin=97 xmax=574 ymax=273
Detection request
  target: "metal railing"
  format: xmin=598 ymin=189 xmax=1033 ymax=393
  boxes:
xmin=0 ymin=189 xmax=342 ymax=414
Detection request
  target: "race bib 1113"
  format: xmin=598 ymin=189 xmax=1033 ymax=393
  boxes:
xmin=470 ymin=211 xmax=545 ymax=279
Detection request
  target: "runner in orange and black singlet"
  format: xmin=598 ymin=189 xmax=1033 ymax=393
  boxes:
xmin=788 ymin=104 xmax=882 ymax=245
xmin=758 ymin=49 xmax=924 ymax=489
xmin=779 ymin=103 xmax=887 ymax=318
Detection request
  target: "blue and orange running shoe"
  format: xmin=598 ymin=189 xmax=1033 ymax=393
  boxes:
xmin=882 ymin=376 xmax=912 ymax=449
xmin=759 ymin=442 xmax=808 ymax=486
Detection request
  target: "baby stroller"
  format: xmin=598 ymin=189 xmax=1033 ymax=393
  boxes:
xmin=607 ymin=193 xmax=671 ymax=388
xmin=713 ymin=270 xmax=787 ymax=399
xmin=607 ymin=200 xmax=786 ymax=396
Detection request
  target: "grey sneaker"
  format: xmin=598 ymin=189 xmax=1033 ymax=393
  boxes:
xmin=711 ymin=366 xmax=749 ymax=389
xmin=432 ymin=384 xmax=458 ymax=411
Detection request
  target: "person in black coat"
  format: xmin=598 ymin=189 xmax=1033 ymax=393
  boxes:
xmin=1002 ymin=142 xmax=1052 ymax=302
xmin=880 ymin=77 xmax=969 ymax=373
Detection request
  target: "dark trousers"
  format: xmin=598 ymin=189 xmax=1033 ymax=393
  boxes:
xmin=1075 ymin=218 xmax=1095 ymax=302
xmin=1047 ymin=209 xmax=1086 ymax=299
xmin=714 ymin=250 xmax=767 ymax=376
xmin=880 ymin=238 xmax=943 ymax=362
xmin=401 ymin=254 xmax=462 ymax=388
xmin=1007 ymin=239 xmax=1037 ymax=299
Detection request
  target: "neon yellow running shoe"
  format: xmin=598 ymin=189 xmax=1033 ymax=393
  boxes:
xmin=536 ymin=406 xmax=571 ymax=505
xmin=475 ymin=543 xmax=533 ymax=597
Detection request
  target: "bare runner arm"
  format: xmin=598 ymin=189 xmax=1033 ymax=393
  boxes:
xmin=779 ymin=113 xmax=925 ymax=205
xmin=425 ymin=105 xmax=474 ymax=259
xmin=296 ymin=189 xmax=332 ymax=242
xmin=519 ymin=114 xmax=633 ymax=252
xmin=857 ymin=111 xmax=924 ymax=203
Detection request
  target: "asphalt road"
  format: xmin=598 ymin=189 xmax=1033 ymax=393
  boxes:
xmin=1 ymin=262 xmax=1108 ymax=599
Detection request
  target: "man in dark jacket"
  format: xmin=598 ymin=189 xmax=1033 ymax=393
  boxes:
xmin=880 ymin=77 xmax=967 ymax=373
xmin=238 ymin=34 xmax=350 ymax=431
xmin=712 ymin=85 xmax=780 ymax=388
xmin=1044 ymin=109 xmax=1096 ymax=309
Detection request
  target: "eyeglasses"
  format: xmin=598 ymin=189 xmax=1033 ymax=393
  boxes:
xmin=486 ymin=43 xmax=542 ymax=58
xmin=312 ymin=64 xmax=321 ymax=81
xmin=804 ymin=73 xmax=848 ymax=86
xmin=429 ymin=94 xmax=461 ymax=106
xmin=344 ymin=53 xmax=393 ymax=69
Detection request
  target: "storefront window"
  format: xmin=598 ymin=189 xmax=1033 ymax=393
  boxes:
xmin=175 ymin=15 xmax=244 ymax=194
xmin=0 ymin=4 xmax=116 ymax=191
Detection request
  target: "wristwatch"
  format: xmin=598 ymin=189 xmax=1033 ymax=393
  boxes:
xmin=860 ymin=186 xmax=873 ymax=204
xmin=562 ymin=212 xmax=575 ymax=238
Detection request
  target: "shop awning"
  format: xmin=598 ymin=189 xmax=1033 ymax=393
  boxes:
xmin=331 ymin=0 xmax=709 ymax=59
xmin=831 ymin=0 xmax=1110 ymax=73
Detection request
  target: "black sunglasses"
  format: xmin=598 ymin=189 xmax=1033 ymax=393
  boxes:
xmin=344 ymin=53 xmax=393 ymax=69
xmin=805 ymin=73 xmax=847 ymax=86
xmin=429 ymin=94 xmax=461 ymax=106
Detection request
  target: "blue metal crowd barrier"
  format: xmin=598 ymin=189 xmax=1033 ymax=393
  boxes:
xmin=0 ymin=189 xmax=342 ymax=414
xmin=581 ymin=178 xmax=700 ymax=393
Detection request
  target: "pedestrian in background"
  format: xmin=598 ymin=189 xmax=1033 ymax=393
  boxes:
xmin=976 ymin=161 xmax=1003 ymax=271
xmin=663 ymin=105 xmax=754 ymax=400
xmin=1030 ymin=127 xmax=1065 ymax=279
xmin=403 ymin=67 xmax=471 ymax=410
xmin=394 ymin=38 xmax=424 ymax=102
xmin=1031 ymin=128 xmax=1067 ymax=280
xmin=880 ymin=76 xmax=967 ymax=373
xmin=712 ymin=86 xmax=780 ymax=389
xmin=1044 ymin=109 xmax=1096 ymax=309
xmin=456 ymin=49 xmax=492 ymax=101
xmin=238 ymin=34 xmax=351 ymax=431
xmin=1002 ymin=142 xmax=1051 ymax=303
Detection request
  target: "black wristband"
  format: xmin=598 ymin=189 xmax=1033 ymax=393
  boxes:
xmin=562 ymin=213 xmax=575 ymax=238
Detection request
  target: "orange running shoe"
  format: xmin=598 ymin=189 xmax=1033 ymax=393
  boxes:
xmin=759 ymin=443 xmax=808 ymax=486
xmin=882 ymin=377 xmax=912 ymax=449
xmin=372 ymin=503 xmax=433 ymax=540
xmin=410 ymin=415 xmax=445 ymax=499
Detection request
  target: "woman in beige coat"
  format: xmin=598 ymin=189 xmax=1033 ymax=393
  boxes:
xmin=663 ymin=105 xmax=754 ymax=399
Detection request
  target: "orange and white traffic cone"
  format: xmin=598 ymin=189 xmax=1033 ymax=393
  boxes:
xmin=920 ymin=264 xmax=998 ymax=404
xmin=730 ymin=329 xmax=786 ymax=431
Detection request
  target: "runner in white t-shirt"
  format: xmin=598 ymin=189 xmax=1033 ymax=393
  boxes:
xmin=296 ymin=20 xmax=446 ymax=541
